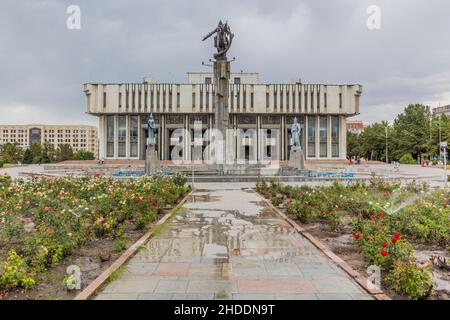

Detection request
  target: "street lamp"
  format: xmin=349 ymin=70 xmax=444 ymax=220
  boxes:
xmin=191 ymin=140 xmax=195 ymax=190
xmin=385 ymin=125 xmax=388 ymax=164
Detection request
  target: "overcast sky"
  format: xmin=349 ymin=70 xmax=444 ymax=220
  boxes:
xmin=1 ymin=0 xmax=449 ymax=126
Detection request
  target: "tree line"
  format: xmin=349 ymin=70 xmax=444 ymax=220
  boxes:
xmin=347 ymin=104 xmax=450 ymax=164
xmin=0 ymin=142 xmax=94 ymax=166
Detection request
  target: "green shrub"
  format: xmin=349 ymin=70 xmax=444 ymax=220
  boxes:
xmin=113 ymin=238 xmax=128 ymax=252
xmin=354 ymin=217 xmax=413 ymax=270
xmin=0 ymin=250 xmax=36 ymax=290
xmin=0 ymin=174 xmax=188 ymax=292
xmin=399 ymin=153 xmax=416 ymax=164
xmin=135 ymin=210 xmax=156 ymax=230
xmin=0 ymin=159 xmax=4 ymax=168
xmin=386 ymin=260 xmax=434 ymax=300
xmin=172 ymin=172 xmax=188 ymax=187
xmin=392 ymin=196 xmax=450 ymax=246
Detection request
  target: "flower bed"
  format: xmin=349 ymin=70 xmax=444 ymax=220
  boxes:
xmin=256 ymin=178 xmax=449 ymax=300
xmin=0 ymin=173 xmax=189 ymax=296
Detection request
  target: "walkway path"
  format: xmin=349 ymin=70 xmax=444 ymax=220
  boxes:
xmin=96 ymin=187 xmax=373 ymax=300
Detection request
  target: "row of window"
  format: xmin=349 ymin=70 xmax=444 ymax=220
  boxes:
xmin=0 ymin=139 xmax=90 ymax=149
xmin=307 ymin=116 xmax=340 ymax=157
xmin=265 ymin=89 xmax=343 ymax=112
xmin=104 ymin=115 xmax=340 ymax=158
xmin=101 ymin=85 xmax=344 ymax=113
xmin=1 ymin=129 xmax=92 ymax=134
xmin=107 ymin=115 xmax=139 ymax=158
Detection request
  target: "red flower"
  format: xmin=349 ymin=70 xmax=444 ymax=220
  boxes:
xmin=380 ymin=250 xmax=388 ymax=256
xmin=47 ymin=227 xmax=54 ymax=234
xmin=370 ymin=215 xmax=375 ymax=220
xmin=391 ymin=237 xmax=398 ymax=244
xmin=353 ymin=233 xmax=361 ymax=240
xmin=382 ymin=242 xmax=388 ymax=248
xmin=393 ymin=233 xmax=401 ymax=239
xmin=44 ymin=207 xmax=49 ymax=212
xmin=95 ymin=173 xmax=102 ymax=177
xmin=377 ymin=212 xmax=385 ymax=219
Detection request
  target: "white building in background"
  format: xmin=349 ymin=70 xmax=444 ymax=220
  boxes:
xmin=433 ymin=105 xmax=450 ymax=116
xmin=0 ymin=124 xmax=99 ymax=159
xmin=346 ymin=119 xmax=367 ymax=134
xmin=84 ymin=72 xmax=362 ymax=161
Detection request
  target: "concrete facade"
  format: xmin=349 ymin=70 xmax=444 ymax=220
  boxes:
xmin=84 ymin=73 xmax=362 ymax=161
xmin=0 ymin=124 xmax=99 ymax=159
xmin=432 ymin=105 xmax=450 ymax=116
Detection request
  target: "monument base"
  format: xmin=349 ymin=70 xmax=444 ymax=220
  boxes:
xmin=289 ymin=146 xmax=305 ymax=170
xmin=145 ymin=145 xmax=160 ymax=174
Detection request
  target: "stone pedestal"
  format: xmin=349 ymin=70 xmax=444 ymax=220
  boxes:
xmin=214 ymin=59 xmax=231 ymax=171
xmin=145 ymin=144 xmax=159 ymax=174
xmin=289 ymin=146 xmax=305 ymax=170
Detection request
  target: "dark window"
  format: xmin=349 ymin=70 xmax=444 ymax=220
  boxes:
xmin=332 ymin=116 xmax=339 ymax=157
xmin=234 ymin=77 xmax=241 ymax=85
xmin=319 ymin=116 xmax=327 ymax=157
xmin=118 ymin=115 xmax=126 ymax=157
xmin=307 ymin=116 xmax=316 ymax=157
xmin=106 ymin=115 xmax=115 ymax=157
xmin=205 ymin=77 xmax=212 ymax=84
xmin=130 ymin=116 xmax=138 ymax=157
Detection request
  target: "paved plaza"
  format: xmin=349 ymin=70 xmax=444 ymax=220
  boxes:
xmin=95 ymin=187 xmax=373 ymax=300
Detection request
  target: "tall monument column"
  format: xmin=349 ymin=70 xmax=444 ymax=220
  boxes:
xmin=203 ymin=20 xmax=234 ymax=170
xmin=213 ymin=59 xmax=230 ymax=139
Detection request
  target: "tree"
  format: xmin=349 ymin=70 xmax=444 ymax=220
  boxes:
xmin=358 ymin=121 xmax=393 ymax=161
xmin=73 ymin=149 xmax=95 ymax=160
xmin=29 ymin=142 xmax=42 ymax=163
xmin=392 ymin=104 xmax=431 ymax=160
xmin=41 ymin=143 xmax=55 ymax=163
xmin=0 ymin=143 xmax=24 ymax=164
xmin=22 ymin=149 xmax=33 ymax=164
xmin=55 ymin=144 xmax=74 ymax=162
xmin=346 ymin=132 xmax=361 ymax=158
xmin=430 ymin=114 xmax=450 ymax=160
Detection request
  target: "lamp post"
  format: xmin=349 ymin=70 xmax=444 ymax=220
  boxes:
xmin=191 ymin=140 xmax=195 ymax=190
xmin=385 ymin=125 xmax=388 ymax=164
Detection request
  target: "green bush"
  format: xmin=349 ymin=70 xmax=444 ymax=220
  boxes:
xmin=0 ymin=250 xmax=36 ymax=290
xmin=386 ymin=260 xmax=434 ymax=300
xmin=0 ymin=174 xmax=189 ymax=292
xmin=353 ymin=216 xmax=413 ymax=270
xmin=392 ymin=194 xmax=450 ymax=246
xmin=0 ymin=159 xmax=3 ymax=168
xmin=399 ymin=153 xmax=416 ymax=164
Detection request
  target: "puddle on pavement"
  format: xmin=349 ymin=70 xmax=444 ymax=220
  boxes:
xmin=135 ymin=189 xmax=320 ymax=273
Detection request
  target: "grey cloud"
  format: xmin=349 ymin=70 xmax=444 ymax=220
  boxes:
xmin=0 ymin=0 xmax=449 ymax=125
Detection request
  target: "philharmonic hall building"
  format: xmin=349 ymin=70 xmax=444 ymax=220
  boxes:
xmin=84 ymin=72 xmax=362 ymax=162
